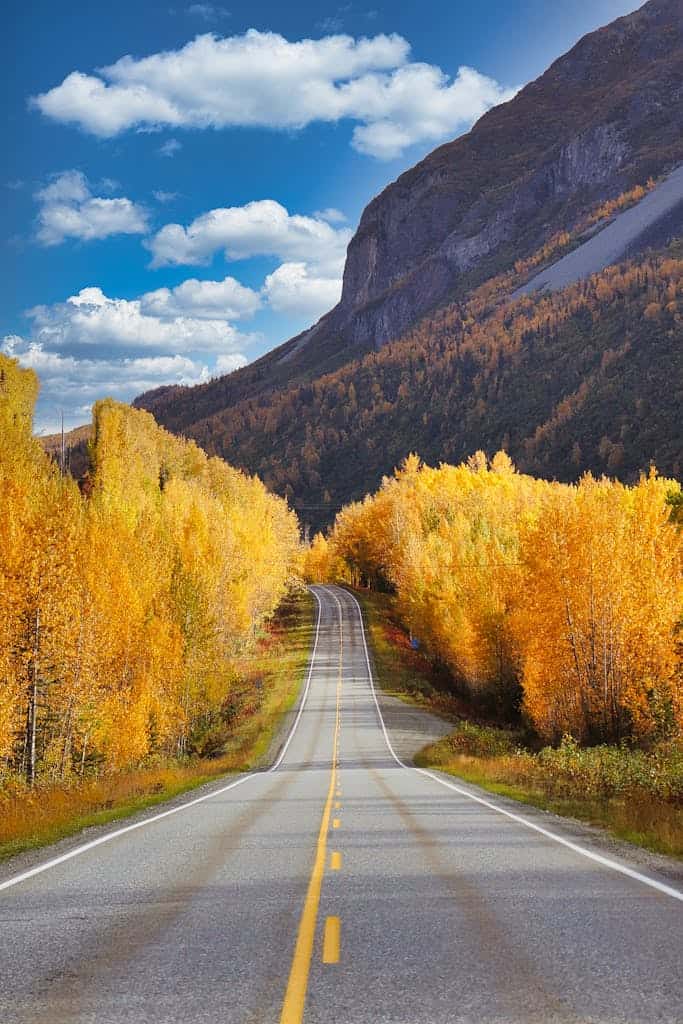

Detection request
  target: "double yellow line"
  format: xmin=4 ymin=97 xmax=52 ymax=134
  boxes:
xmin=279 ymin=602 xmax=343 ymax=1024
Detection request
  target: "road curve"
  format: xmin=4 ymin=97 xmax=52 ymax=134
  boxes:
xmin=1 ymin=585 xmax=681 ymax=1023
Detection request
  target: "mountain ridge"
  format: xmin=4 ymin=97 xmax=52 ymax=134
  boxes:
xmin=113 ymin=0 xmax=683 ymax=524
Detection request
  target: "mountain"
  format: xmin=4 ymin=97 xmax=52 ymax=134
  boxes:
xmin=128 ymin=0 xmax=683 ymax=525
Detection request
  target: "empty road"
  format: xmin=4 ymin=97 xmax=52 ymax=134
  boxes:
xmin=1 ymin=584 xmax=682 ymax=1023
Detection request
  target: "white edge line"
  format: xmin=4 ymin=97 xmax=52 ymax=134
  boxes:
xmin=270 ymin=587 xmax=323 ymax=769
xmin=0 ymin=588 xmax=324 ymax=895
xmin=337 ymin=585 xmax=683 ymax=905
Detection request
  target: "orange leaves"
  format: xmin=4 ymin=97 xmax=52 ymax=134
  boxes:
xmin=0 ymin=361 xmax=299 ymax=783
xmin=326 ymin=449 xmax=682 ymax=743
xmin=515 ymin=474 xmax=682 ymax=741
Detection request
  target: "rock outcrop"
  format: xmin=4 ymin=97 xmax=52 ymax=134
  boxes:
xmin=291 ymin=0 xmax=683 ymax=353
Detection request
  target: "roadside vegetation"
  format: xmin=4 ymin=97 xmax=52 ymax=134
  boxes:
xmin=418 ymin=727 xmax=683 ymax=858
xmin=0 ymin=590 xmax=314 ymax=861
xmin=0 ymin=353 xmax=308 ymax=860
xmin=357 ymin=590 xmax=683 ymax=857
xmin=303 ymin=453 xmax=683 ymax=857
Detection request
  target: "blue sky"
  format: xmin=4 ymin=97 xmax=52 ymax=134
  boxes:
xmin=2 ymin=0 xmax=641 ymax=432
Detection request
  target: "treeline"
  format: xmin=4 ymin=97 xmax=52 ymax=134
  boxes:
xmin=304 ymin=454 xmax=683 ymax=745
xmin=174 ymin=245 xmax=682 ymax=530
xmin=0 ymin=355 xmax=299 ymax=784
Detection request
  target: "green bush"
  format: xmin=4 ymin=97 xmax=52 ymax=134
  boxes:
xmin=446 ymin=722 xmax=519 ymax=758
xmin=537 ymin=736 xmax=683 ymax=804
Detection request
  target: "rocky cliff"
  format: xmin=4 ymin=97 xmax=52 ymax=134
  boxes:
xmin=291 ymin=0 xmax=683 ymax=353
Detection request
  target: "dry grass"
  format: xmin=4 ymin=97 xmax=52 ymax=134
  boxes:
xmin=416 ymin=739 xmax=683 ymax=859
xmin=0 ymin=589 xmax=314 ymax=861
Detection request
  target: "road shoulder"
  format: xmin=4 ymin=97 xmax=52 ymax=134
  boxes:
xmin=357 ymin=588 xmax=683 ymax=890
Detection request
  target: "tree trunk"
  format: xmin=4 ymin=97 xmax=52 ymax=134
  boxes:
xmin=26 ymin=607 xmax=40 ymax=786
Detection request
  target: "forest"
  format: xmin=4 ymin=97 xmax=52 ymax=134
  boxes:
xmin=0 ymin=354 xmax=300 ymax=789
xmin=304 ymin=453 xmax=683 ymax=747
xmin=139 ymin=241 xmax=682 ymax=533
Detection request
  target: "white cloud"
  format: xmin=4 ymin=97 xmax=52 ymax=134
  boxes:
xmin=159 ymin=138 xmax=182 ymax=157
xmin=35 ymin=170 xmax=148 ymax=246
xmin=347 ymin=64 xmax=518 ymax=160
xmin=2 ymin=277 xmax=258 ymax=432
xmin=215 ymin=352 xmax=247 ymax=373
xmin=2 ymin=334 xmax=211 ymax=433
xmin=314 ymin=207 xmax=347 ymax=223
xmin=153 ymin=189 xmax=180 ymax=203
xmin=187 ymin=3 xmax=231 ymax=21
xmin=147 ymin=198 xmax=351 ymax=273
xmin=141 ymin=275 xmax=261 ymax=319
xmin=32 ymin=30 xmax=516 ymax=159
xmin=262 ymin=262 xmax=342 ymax=319
xmin=28 ymin=285 xmax=253 ymax=353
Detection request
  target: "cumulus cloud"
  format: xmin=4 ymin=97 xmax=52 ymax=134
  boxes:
xmin=2 ymin=334 xmax=214 ymax=432
xmin=262 ymin=262 xmax=342 ymax=319
xmin=2 ymin=278 xmax=257 ymax=432
xmin=215 ymin=352 xmax=247 ymax=373
xmin=147 ymin=198 xmax=351 ymax=273
xmin=35 ymin=170 xmax=148 ymax=246
xmin=347 ymin=64 xmax=517 ymax=160
xmin=4 ymin=335 xmax=208 ymax=396
xmin=32 ymin=30 xmax=516 ymax=159
xmin=141 ymin=275 xmax=261 ymax=320
xmin=27 ymin=285 xmax=253 ymax=353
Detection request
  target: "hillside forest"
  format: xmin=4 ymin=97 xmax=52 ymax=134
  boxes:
xmin=135 ymin=224 xmax=683 ymax=534
xmin=0 ymin=354 xmax=299 ymax=788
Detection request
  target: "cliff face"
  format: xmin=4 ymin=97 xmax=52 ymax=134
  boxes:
xmin=301 ymin=0 xmax=683 ymax=351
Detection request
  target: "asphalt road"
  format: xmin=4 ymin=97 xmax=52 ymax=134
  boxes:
xmin=1 ymin=584 xmax=682 ymax=1024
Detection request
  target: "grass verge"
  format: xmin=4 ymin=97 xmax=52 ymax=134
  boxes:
xmin=0 ymin=589 xmax=314 ymax=863
xmin=357 ymin=588 xmax=683 ymax=859
xmin=415 ymin=734 xmax=683 ymax=860
xmin=352 ymin=589 xmax=468 ymax=721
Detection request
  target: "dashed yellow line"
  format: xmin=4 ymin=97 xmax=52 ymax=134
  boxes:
xmin=322 ymin=916 xmax=341 ymax=964
xmin=330 ymin=851 xmax=342 ymax=871
xmin=279 ymin=604 xmax=343 ymax=1024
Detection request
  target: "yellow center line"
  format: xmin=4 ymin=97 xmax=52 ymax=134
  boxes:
xmin=334 ymin=801 xmax=341 ymax=810
xmin=332 ymin=818 xmax=340 ymax=829
xmin=322 ymin=916 xmax=341 ymax=964
xmin=279 ymin=601 xmax=343 ymax=1024
xmin=330 ymin=851 xmax=342 ymax=871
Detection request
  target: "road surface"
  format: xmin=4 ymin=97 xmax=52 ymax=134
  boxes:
xmin=1 ymin=585 xmax=681 ymax=1023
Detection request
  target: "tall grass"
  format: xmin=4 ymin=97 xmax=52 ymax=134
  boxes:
xmin=0 ymin=590 xmax=314 ymax=861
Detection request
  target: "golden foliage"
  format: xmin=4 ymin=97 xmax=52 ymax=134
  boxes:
xmin=0 ymin=359 xmax=300 ymax=782
xmin=326 ymin=454 xmax=683 ymax=743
